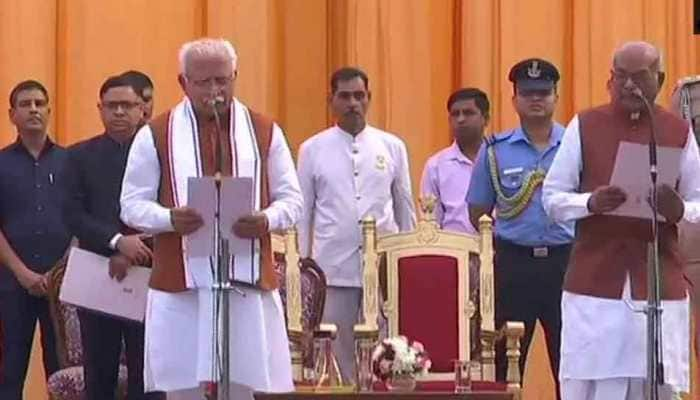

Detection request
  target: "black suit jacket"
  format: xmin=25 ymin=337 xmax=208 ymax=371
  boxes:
xmin=64 ymin=133 xmax=133 ymax=257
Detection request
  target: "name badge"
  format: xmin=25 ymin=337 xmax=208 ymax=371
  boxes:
xmin=502 ymin=167 xmax=524 ymax=175
xmin=376 ymin=155 xmax=386 ymax=170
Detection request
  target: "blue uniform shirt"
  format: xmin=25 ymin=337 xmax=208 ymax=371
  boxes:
xmin=467 ymin=123 xmax=574 ymax=246
xmin=0 ymin=139 xmax=72 ymax=291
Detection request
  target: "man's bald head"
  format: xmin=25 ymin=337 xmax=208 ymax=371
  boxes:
xmin=613 ymin=41 xmax=662 ymax=75
xmin=609 ymin=41 xmax=665 ymax=114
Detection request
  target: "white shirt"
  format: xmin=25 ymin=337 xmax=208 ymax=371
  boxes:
xmin=542 ymin=114 xmax=700 ymax=390
xmin=120 ymin=122 xmax=303 ymax=235
xmin=297 ymin=125 xmax=416 ymax=287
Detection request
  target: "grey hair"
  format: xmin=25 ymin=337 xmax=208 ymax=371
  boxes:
xmin=178 ymin=38 xmax=238 ymax=76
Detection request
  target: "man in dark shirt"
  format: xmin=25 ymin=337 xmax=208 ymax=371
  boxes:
xmin=64 ymin=75 xmax=160 ymax=400
xmin=0 ymin=80 xmax=71 ymax=399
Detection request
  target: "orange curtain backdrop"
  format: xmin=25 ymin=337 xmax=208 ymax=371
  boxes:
xmin=3 ymin=0 xmax=700 ymax=191
xmin=2 ymin=1 xmax=700 ymax=399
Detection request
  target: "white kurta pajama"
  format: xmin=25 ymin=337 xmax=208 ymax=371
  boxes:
xmin=120 ymin=98 xmax=303 ymax=398
xmin=296 ymin=125 xmax=416 ymax=381
xmin=543 ymin=115 xmax=700 ymax=399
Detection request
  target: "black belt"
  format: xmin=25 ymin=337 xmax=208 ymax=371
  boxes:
xmin=495 ymin=238 xmax=571 ymax=258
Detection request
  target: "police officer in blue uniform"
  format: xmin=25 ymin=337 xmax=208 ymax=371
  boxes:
xmin=466 ymin=58 xmax=574 ymax=399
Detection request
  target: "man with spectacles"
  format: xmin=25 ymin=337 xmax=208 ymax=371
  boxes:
xmin=64 ymin=75 xmax=163 ymax=400
xmin=544 ymin=41 xmax=699 ymax=400
xmin=0 ymin=80 xmax=71 ymax=399
xmin=120 ymin=70 xmax=155 ymax=127
xmin=120 ymin=38 xmax=302 ymax=400
xmin=297 ymin=67 xmax=417 ymax=383
xmin=467 ymin=58 xmax=573 ymax=399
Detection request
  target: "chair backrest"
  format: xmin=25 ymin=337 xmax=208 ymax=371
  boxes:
xmin=360 ymin=196 xmax=497 ymax=381
xmin=46 ymin=257 xmax=83 ymax=368
xmin=274 ymin=228 xmax=327 ymax=370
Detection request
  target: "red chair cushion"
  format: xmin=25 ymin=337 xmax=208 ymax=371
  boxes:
xmin=397 ymin=255 xmax=459 ymax=373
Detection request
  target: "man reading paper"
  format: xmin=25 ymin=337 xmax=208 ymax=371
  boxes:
xmin=542 ymin=41 xmax=700 ymax=400
xmin=120 ymin=38 xmax=303 ymax=399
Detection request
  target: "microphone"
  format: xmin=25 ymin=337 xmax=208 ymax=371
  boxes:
xmin=209 ymin=95 xmax=226 ymax=180
xmin=630 ymin=86 xmax=645 ymax=100
xmin=629 ymin=84 xmax=658 ymax=172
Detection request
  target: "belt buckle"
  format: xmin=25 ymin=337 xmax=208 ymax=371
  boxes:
xmin=532 ymin=246 xmax=549 ymax=258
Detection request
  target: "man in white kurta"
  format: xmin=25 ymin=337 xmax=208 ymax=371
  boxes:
xmin=542 ymin=42 xmax=700 ymax=399
xmin=297 ymin=67 xmax=416 ymax=382
xmin=120 ymin=39 xmax=302 ymax=399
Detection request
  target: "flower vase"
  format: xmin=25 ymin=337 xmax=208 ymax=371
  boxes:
xmin=385 ymin=374 xmax=416 ymax=392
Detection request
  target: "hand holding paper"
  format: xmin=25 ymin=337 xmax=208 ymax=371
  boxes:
xmin=116 ymin=234 xmax=152 ymax=265
xmin=654 ymin=184 xmax=684 ymax=223
xmin=232 ymin=213 xmax=269 ymax=238
xmin=109 ymin=253 xmax=132 ymax=282
xmin=607 ymin=141 xmax=682 ymax=221
xmin=588 ymin=185 xmax=627 ymax=214
xmin=186 ymin=176 xmax=254 ymax=258
xmin=61 ymin=247 xmax=150 ymax=321
xmin=170 ymin=206 xmax=205 ymax=235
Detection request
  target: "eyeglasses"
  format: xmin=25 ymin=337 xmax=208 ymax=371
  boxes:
xmin=102 ymin=101 xmax=142 ymax=112
xmin=186 ymin=75 xmax=233 ymax=89
xmin=611 ymin=69 xmax=653 ymax=86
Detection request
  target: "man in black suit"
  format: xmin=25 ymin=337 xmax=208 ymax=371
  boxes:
xmin=64 ymin=75 xmax=162 ymax=400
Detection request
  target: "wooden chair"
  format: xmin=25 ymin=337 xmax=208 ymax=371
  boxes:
xmin=359 ymin=197 xmax=524 ymax=398
xmin=273 ymin=228 xmax=327 ymax=383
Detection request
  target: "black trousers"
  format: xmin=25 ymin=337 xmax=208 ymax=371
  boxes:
xmin=78 ymin=310 xmax=164 ymax=400
xmin=494 ymin=239 xmax=571 ymax=400
xmin=0 ymin=288 xmax=58 ymax=400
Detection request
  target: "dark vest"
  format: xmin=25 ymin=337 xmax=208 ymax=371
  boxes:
xmin=147 ymin=108 xmax=277 ymax=292
xmin=565 ymin=103 xmax=689 ymax=300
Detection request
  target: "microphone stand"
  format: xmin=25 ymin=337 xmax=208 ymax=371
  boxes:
xmin=636 ymin=93 xmax=664 ymax=400
xmin=207 ymin=99 xmax=233 ymax=400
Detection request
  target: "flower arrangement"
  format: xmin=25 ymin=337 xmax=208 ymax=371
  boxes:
xmin=371 ymin=336 xmax=431 ymax=382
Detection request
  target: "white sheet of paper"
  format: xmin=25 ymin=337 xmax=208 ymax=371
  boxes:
xmin=60 ymin=247 xmax=150 ymax=321
xmin=186 ymin=176 xmax=257 ymax=285
xmin=222 ymin=177 xmax=257 ymax=285
xmin=187 ymin=177 xmax=216 ymax=257
xmin=608 ymin=141 xmax=682 ymax=221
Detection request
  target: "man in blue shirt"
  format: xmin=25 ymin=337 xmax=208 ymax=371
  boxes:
xmin=467 ymin=58 xmax=574 ymax=399
xmin=0 ymin=80 xmax=72 ymax=399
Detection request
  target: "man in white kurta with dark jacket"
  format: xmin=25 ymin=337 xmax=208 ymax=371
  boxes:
xmin=297 ymin=67 xmax=416 ymax=382
xmin=120 ymin=38 xmax=303 ymax=399
xmin=543 ymin=41 xmax=700 ymax=399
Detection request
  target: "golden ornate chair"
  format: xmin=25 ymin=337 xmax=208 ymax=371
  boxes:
xmin=273 ymin=228 xmax=327 ymax=383
xmin=359 ymin=197 xmax=525 ymax=398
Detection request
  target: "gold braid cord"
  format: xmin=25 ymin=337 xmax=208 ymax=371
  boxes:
xmin=487 ymin=145 xmax=545 ymax=220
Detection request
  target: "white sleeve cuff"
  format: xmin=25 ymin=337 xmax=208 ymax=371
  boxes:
xmin=156 ymin=207 xmax=175 ymax=232
xmin=109 ymin=233 xmax=123 ymax=250
xmin=262 ymin=208 xmax=279 ymax=232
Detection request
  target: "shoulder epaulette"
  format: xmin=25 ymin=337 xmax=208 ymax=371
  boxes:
xmin=485 ymin=131 xmax=513 ymax=147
